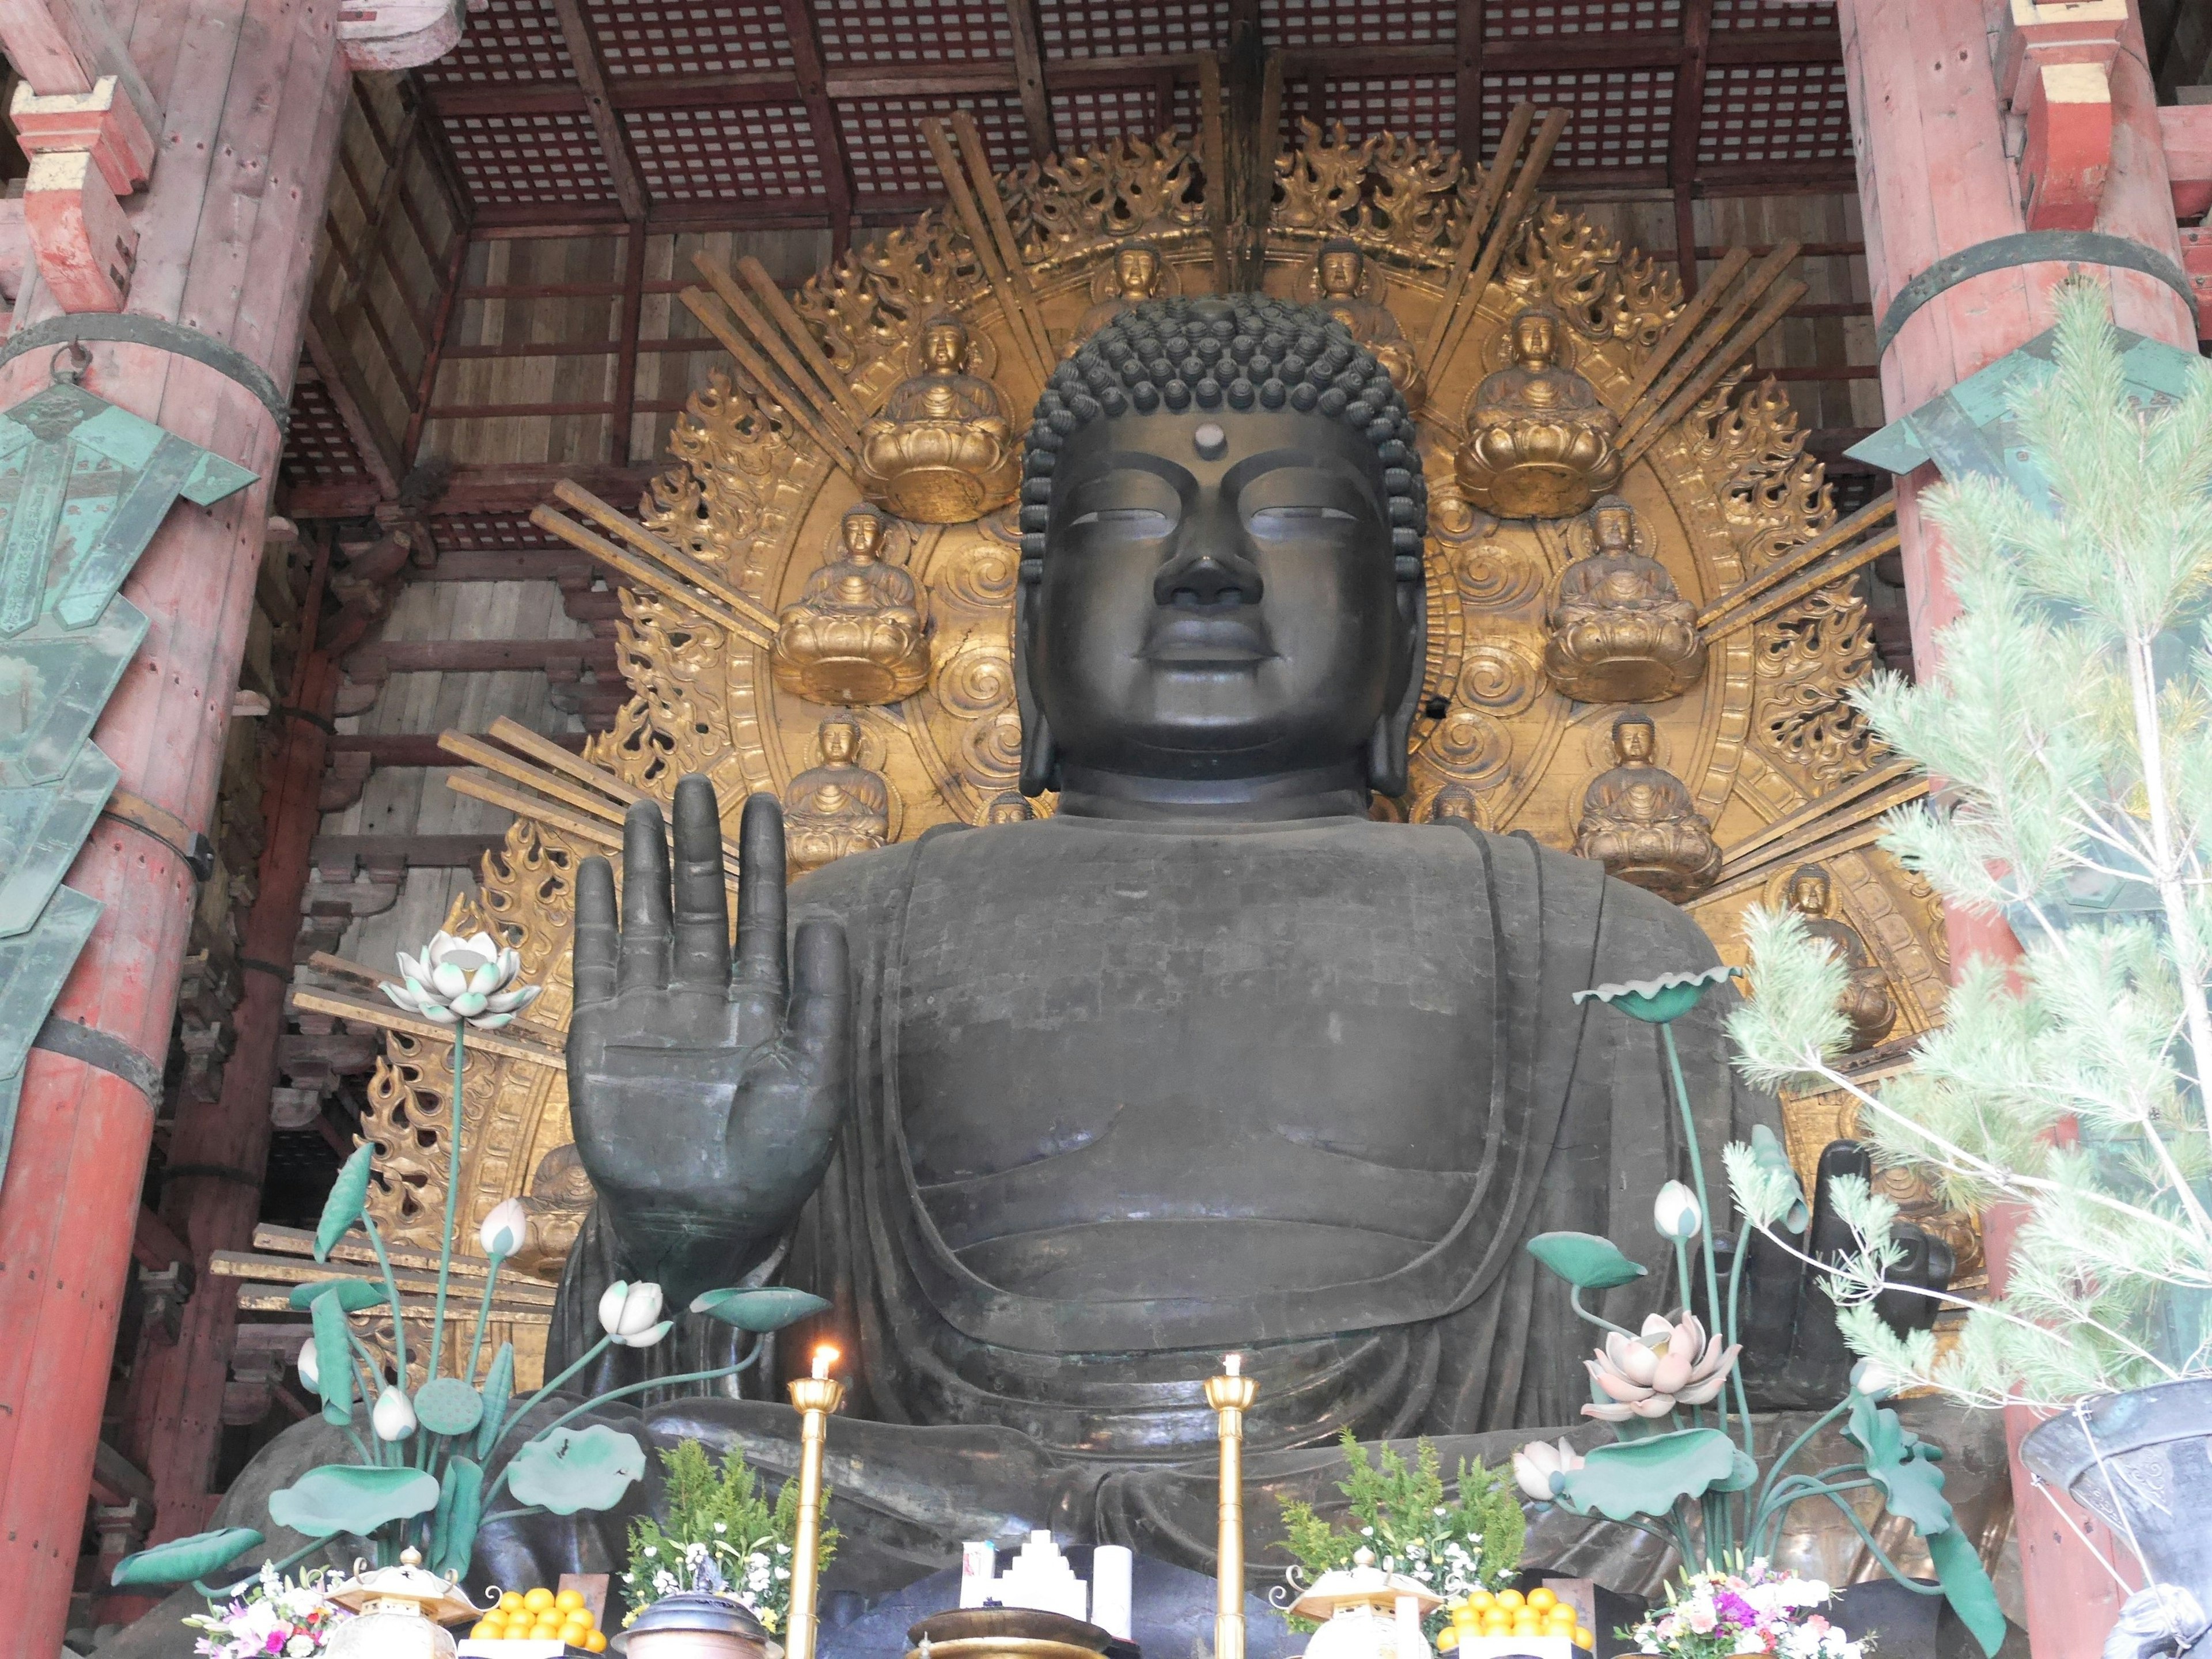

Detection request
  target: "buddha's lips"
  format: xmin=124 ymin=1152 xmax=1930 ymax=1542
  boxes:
xmin=1141 ymin=612 xmax=1275 ymax=665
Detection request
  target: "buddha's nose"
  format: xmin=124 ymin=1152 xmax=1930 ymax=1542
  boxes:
xmin=1154 ymin=525 xmax=1263 ymax=608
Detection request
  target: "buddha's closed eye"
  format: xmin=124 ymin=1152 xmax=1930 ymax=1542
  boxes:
xmin=1069 ymin=507 xmax=1176 ymax=534
xmin=1248 ymin=505 xmax=1358 ymax=533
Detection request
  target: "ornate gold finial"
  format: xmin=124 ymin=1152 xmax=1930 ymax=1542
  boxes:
xmin=1541 ymin=495 xmax=1706 ymax=703
xmin=772 ymin=503 xmax=933 ymax=706
xmin=857 ymin=316 xmax=1021 ymax=524
xmin=783 ymin=714 xmax=892 ymax=874
xmin=1066 ymin=239 xmax=1168 ymax=354
xmin=1786 ymin=863 xmax=1896 ymax=1050
xmin=1573 ymin=713 xmax=1721 ymax=903
xmin=1455 ymin=307 xmax=1622 ymax=520
xmin=1312 ymin=238 xmax=1426 ymax=414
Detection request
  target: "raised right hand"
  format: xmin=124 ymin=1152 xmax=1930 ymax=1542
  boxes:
xmin=566 ymin=777 xmax=850 ymax=1300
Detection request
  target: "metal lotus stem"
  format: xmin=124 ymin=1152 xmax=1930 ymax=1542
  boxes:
xmin=1204 ymin=1354 xmax=1258 ymax=1659
xmin=786 ymin=1347 xmax=845 ymax=1659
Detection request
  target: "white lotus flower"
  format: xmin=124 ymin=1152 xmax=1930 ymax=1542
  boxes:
xmin=599 ymin=1279 xmax=671 ymax=1347
xmin=297 ymin=1336 xmax=319 ymax=1392
xmin=478 ymin=1196 xmax=532 ymax=1258
xmin=1654 ymin=1179 xmax=1703 ymax=1241
xmin=1511 ymin=1437 xmax=1585 ymax=1502
xmin=379 ymin=929 xmax=542 ymax=1030
xmin=1583 ymin=1310 xmax=1741 ymax=1422
xmin=372 ymin=1386 xmax=417 ymax=1441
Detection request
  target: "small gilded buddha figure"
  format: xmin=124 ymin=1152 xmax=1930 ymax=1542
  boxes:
xmin=771 ymin=503 xmax=931 ymax=706
xmin=1786 ymin=862 xmax=1896 ymax=1050
xmin=857 ymin=316 xmax=1022 ymax=524
xmin=1573 ymin=711 xmax=1722 ymax=902
xmin=1456 ymin=306 xmax=1622 ymax=520
xmin=782 ymin=713 xmax=891 ymax=874
xmin=1542 ymin=494 xmax=1707 ymax=703
xmin=1313 ymin=237 xmax=1426 ymax=414
xmin=983 ymin=790 xmax=1034 ymax=825
xmin=1425 ymin=783 xmax=1483 ymax=828
xmin=1067 ymin=241 xmax=1166 ymax=354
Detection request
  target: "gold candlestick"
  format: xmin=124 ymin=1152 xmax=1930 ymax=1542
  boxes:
xmin=1204 ymin=1354 xmax=1258 ymax=1659
xmin=787 ymin=1344 xmax=846 ymax=1659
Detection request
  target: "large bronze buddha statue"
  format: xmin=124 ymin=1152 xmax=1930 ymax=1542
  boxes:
xmin=109 ymin=303 xmax=1959 ymax=1653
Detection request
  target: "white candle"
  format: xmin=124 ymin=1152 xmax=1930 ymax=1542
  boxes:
xmin=1090 ymin=1546 xmax=1134 ymax=1641
xmin=959 ymin=1541 xmax=997 ymax=1609
xmin=811 ymin=1344 xmax=838 ymax=1380
xmin=1223 ymin=1353 xmax=1241 ymax=1377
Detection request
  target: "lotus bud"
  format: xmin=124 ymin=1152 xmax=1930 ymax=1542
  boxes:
xmin=598 ymin=1279 xmax=666 ymax=1344
xmin=1851 ymin=1358 xmax=1904 ymax=1399
xmin=478 ymin=1196 xmax=532 ymax=1259
xmin=372 ymin=1387 xmax=417 ymax=1442
xmin=297 ymin=1336 xmax=320 ymax=1392
xmin=1654 ymin=1180 xmax=1702 ymax=1242
xmin=1510 ymin=1437 xmax=1584 ymax=1503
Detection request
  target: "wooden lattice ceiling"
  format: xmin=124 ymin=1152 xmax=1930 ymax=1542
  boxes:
xmin=409 ymin=0 xmax=1855 ymax=237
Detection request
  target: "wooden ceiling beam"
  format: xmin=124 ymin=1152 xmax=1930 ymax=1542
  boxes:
xmin=779 ymin=0 xmax=856 ymax=255
xmin=1455 ymin=0 xmax=1485 ymax=163
xmin=546 ymin=0 xmax=647 ymax=221
xmin=1669 ymin=0 xmax=1715 ymax=295
xmin=1005 ymin=0 xmax=1056 ymax=161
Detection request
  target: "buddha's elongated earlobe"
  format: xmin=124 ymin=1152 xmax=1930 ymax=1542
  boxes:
xmin=1014 ymin=563 xmax=1059 ymax=797
xmin=1368 ymin=564 xmax=1428 ymax=798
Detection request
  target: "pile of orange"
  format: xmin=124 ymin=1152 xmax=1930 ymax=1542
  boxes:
xmin=1443 ymin=1586 xmax=1594 ymax=1650
xmin=468 ymin=1585 xmax=609 ymax=1649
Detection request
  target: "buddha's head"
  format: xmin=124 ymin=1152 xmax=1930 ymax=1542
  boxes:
xmin=817 ymin=713 xmax=862 ymax=767
xmin=1510 ymin=308 xmax=1560 ymax=371
xmin=1427 ymin=785 xmax=1480 ymax=826
xmin=1317 ymin=238 xmax=1365 ymax=300
xmin=1016 ymin=296 xmax=1426 ymax=815
xmin=842 ymin=503 xmax=887 ymax=564
xmin=1590 ymin=495 xmax=1636 ymax=554
xmin=1789 ymin=863 xmax=1832 ymax=916
xmin=1114 ymin=242 xmax=1162 ymax=300
xmin=984 ymin=790 xmax=1034 ymax=825
xmin=921 ymin=317 xmax=972 ymax=374
xmin=1611 ymin=711 xmax=1657 ymax=766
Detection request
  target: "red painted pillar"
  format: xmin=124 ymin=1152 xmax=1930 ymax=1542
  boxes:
xmin=1839 ymin=3 xmax=2192 ymax=1654
xmin=0 ymin=2 xmax=351 ymax=1647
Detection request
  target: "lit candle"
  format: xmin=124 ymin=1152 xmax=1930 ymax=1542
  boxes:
xmin=1224 ymin=1352 xmax=1241 ymax=1377
xmin=811 ymin=1343 xmax=838 ymax=1380
xmin=787 ymin=1344 xmax=847 ymax=1659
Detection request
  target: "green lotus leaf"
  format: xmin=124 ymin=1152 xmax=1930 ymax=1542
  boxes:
xmin=1526 ymin=1232 xmax=1648 ymax=1291
xmin=1929 ymin=1524 xmax=2007 ymax=1658
xmin=414 ymin=1376 xmax=484 ymax=1438
xmin=268 ymin=1464 xmax=441 ymax=1539
xmin=110 ymin=1527 xmax=263 ymax=1588
xmin=1712 ymin=1445 xmax=1761 ymax=1493
xmin=688 ymin=1286 xmax=834 ymax=1332
xmin=287 ymin=1278 xmax=388 ymax=1313
xmin=315 ymin=1143 xmax=375 ymax=1261
xmin=1554 ymin=1427 xmax=1739 ymax=1522
xmin=1571 ymin=965 xmax=1741 ymax=1024
xmin=1844 ymin=1392 xmax=1954 ymax=1535
xmin=310 ymin=1289 xmax=355 ymax=1428
xmin=475 ymin=1343 xmax=515 ymax=1460
xmin=505 ymin=1424 xmax=647 ymax=1516
xmin=430 ymin=1456 xmax=484 ymax=1580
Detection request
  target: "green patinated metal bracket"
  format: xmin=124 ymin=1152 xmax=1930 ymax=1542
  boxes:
xmin=0 ymin=369 xmax=259 ymax=1188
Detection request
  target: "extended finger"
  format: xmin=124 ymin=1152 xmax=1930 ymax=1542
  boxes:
xmin=783 ymin=917 xmax=850 ymax=1071
xmin=733 ymin=792 xmax=788 ymax=1004
xmin=574 ymin=855 xmax=619 ymax=1007
xmin=619 ymin=797 xmax=673 ymax=993
xmin=670 ymin=775 xmax=732 ymax=994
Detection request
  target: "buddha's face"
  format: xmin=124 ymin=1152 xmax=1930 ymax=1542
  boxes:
xmin=1513 ymin=312 xmax=1558 ymax=368
xmin=1790 ymin=871 xmax=1830 ymax=914
xmin=1593 ymin=504 xmax=1634 ymax=551
xmin=1024 ymin=406 xmax=1415 ymax=787
xmin=985 ymin=793 xmax=1032 ymax=825
xmin=819 ymin=720 xmax=861 ymax=765
xmin=1430 ymin=788 xmax=1478 ymax=824
xmin=1116 ymin=248 xmax=1158 ymax=298
xmin=1319 ymin=248 xmax=1361 ymax=298
xmin=922 ymin=323 xmax=969 ymax=373
xmin=1613 ymin=718 xmax=1656 ymax=764
xmin=844 ymin=511 xmax=885 ymax=562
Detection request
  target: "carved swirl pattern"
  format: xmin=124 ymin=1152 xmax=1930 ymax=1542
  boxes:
xmin=1456 ymin=639 xmax=1541 ymax=715
xmin=1422 ymin=707 xmax=1512 ymax=785
xmin=1453 ymin=542 xmax=1544 ymax=611
xmin=935 ymin=643 xmax=1018 ymax=718
xmin=936 ymin=537 xmax=1021 ymax=609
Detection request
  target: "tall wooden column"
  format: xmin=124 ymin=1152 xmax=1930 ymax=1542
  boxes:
xmin=0 ymin=3 xmax=350 ymax=1648
xmin=1839 ymin=3 xmax=2193 ymax=1653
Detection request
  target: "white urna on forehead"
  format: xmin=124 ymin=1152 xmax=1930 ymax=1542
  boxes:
xmin=1017 ymin=294 xmax=1427 ymax=579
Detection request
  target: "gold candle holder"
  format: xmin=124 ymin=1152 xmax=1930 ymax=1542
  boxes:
xmin=786 ymin=1344 xmax=846 ymax=1659
xmin=1204 ymin=1354 xmax=1258 ymax=1659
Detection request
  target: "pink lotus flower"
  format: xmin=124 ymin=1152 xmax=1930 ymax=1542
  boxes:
xmin=1582 ymin=1310 xmax=1740 ymax=1421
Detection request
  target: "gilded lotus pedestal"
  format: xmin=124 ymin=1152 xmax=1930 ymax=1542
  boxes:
xmin=1454 ymin=308 xmax=1620 ymax=521
xmin=856 ymin=419 xmax=1021 ymax=524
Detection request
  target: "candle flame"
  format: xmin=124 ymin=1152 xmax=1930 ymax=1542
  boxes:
xmin=1223 ymin=1353 xmax=1241 ymax=1377
xmin=812 ymin=1344 xmax=839 ymax=1380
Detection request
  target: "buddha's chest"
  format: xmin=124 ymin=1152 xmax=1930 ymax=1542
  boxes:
xmin=890 ymin=824 xmax=1502 ymax=1196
